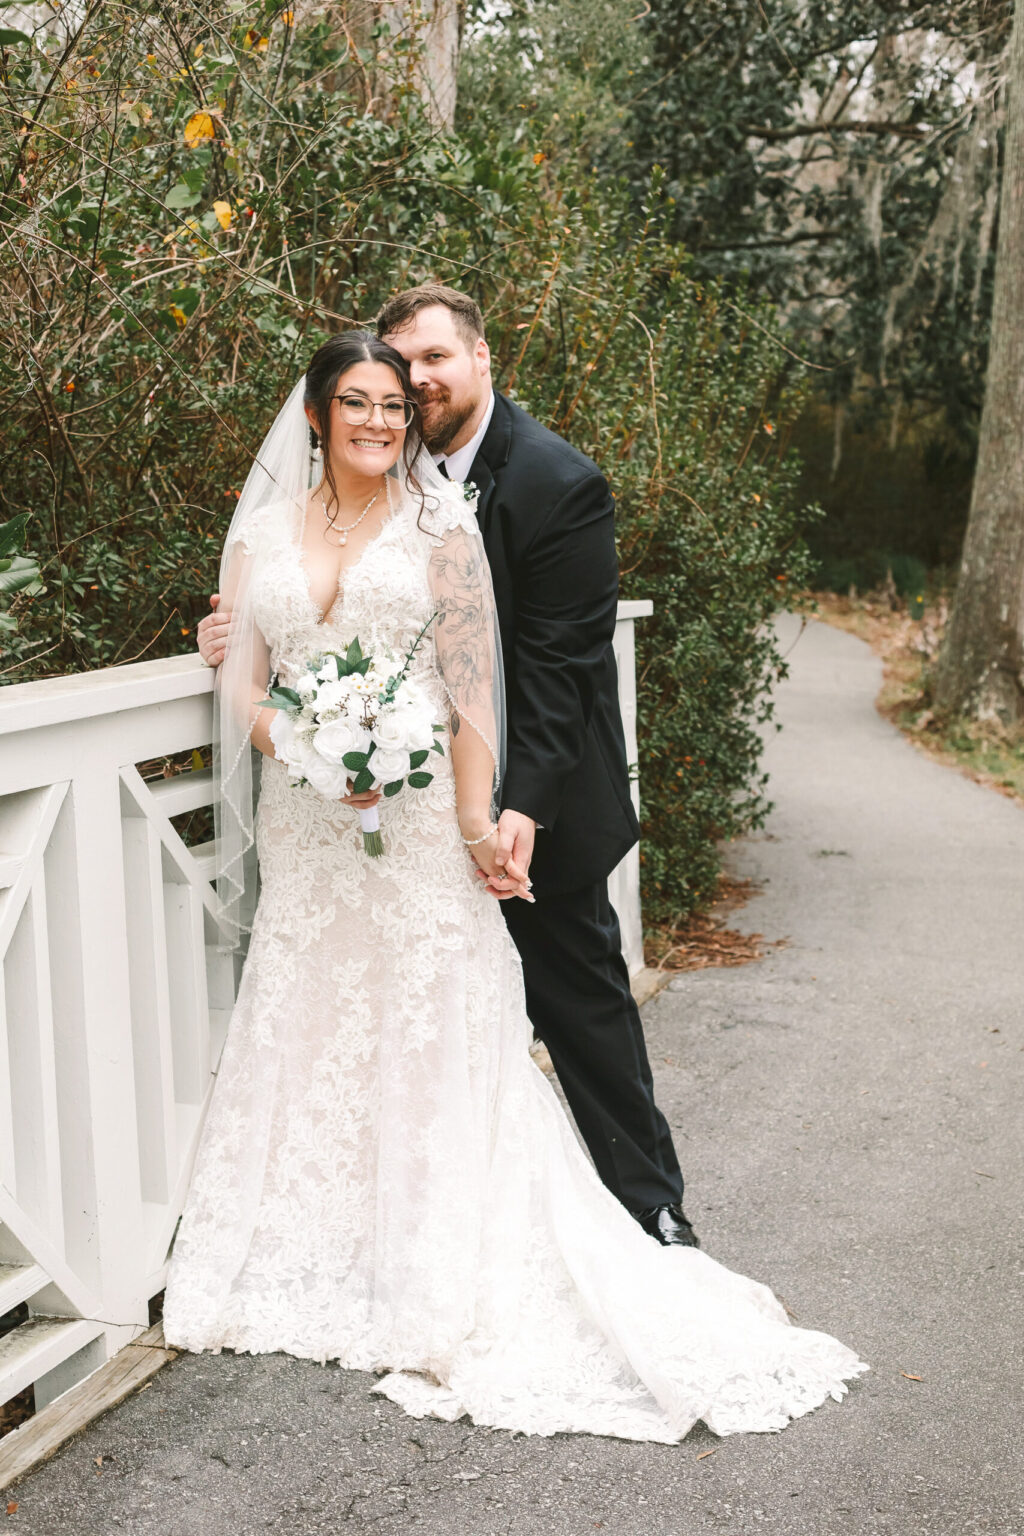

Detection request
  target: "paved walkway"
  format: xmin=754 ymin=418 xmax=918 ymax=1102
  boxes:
xmin=7 ymin=617 xmax=1024 ymax=1535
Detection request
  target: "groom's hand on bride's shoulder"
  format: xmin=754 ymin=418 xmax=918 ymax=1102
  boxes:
xmin=197 ymin=594 xmax=231 ymax=668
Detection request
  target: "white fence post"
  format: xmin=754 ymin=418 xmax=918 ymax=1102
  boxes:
xmin=609 ymin=600 xmax=654 ymax=976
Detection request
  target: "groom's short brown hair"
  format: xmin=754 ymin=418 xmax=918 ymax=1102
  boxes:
xmin=376 ymin=284 xmax=485 ymax=351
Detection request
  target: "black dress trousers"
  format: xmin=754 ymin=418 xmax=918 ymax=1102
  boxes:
xmin=501 ymin=880 xmax=684 ymax=1213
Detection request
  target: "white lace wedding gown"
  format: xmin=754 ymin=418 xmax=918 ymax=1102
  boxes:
xmin=162 ymin=489 xmax=867 ymax=1441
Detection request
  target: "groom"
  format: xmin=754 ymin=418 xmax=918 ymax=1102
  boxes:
xmin=198 ymin=284 xmax=697 ymax=1247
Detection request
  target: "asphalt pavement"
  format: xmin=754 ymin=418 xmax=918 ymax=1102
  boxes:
xmin=7 ymin=615 xmax=1023 ymax=1535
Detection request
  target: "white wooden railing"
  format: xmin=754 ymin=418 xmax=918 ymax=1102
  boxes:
xmin=0 ymin=601 xmax=652 ymax=1417
xmin=608 ymin=600 xmax=652 ymax=974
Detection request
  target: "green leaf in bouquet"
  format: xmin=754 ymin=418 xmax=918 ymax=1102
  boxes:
xmin=342 ymin=750 xmax=369 ymax=771
xmin=268 ymin=685 xmax=301 ymax=707
xmin=346 ymin=638 xmax=362 ymax=668
xmin=352 ymin=767 xmax=375 ymax=794
xmin=409 ymin=749 xmax=429 ymax=769
xmin=383 ymin=780 xmax=403 ymax=797
xmin=407 ymin=772 xmax=433 ymax=789
xmin=431 ymin=741 xmax=445 ymax=755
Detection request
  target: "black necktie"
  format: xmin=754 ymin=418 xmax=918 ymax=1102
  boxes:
xmin=438 ymin=461 xmax=450 ymax=479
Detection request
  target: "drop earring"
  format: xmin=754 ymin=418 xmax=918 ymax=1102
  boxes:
xmin=310 ymin=434 xmax=323 ymax=463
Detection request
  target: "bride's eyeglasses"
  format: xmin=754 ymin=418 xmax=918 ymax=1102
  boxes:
xmin=333 ymin=392 xmax=415 ymax=429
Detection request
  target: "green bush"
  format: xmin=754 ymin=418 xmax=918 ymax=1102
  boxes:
xmin=0 ymin=515 xmax=42 ymax=637
xmin=0 ymin=3 xmax=817 ymax=922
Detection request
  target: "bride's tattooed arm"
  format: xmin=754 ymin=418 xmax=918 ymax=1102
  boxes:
xmin=430 ymin=532 xmax=495 ymax=717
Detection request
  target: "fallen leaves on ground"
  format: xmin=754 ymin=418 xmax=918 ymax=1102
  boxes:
xmin=645 ymin=876 xmax=787 ymax=973
xmin=0 ymin=1384 xmax=33 ymax=1441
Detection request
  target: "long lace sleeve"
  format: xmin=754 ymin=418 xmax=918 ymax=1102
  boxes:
xmin=423 ymin=493 xmax=506 ymax=805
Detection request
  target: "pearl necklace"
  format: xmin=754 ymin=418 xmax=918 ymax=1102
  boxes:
xmin=320 ymin=478 xmax=385 ymax=546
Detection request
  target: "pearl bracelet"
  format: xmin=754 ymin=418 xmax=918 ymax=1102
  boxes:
xmin=461 ymin=824 xmax=497 ymax=846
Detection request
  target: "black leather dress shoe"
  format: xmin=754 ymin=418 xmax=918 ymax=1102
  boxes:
xmin=633 ymin=1203 xmax=701 ymax=1248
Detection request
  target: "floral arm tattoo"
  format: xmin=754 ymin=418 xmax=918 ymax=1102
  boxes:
xmin=429 ymin=526 xmax=498 ymax=767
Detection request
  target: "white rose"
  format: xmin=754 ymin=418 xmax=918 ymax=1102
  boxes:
xmin=374 ymin=698 xmax=433 ymax=752
xmin=296 ymin=670 xmax=318 ymax=701
xmin=314 ymin=678 xmax=353 ymax=715
xmin=370 ymin=746 xmax=410 ymax=783
xmin=301 ymin=750 xmax=349 ymax=800
xmin=314 ymin=715 xmax=372 ymax=764
xmin=316 ymin=654 xmax=340 ymax=683
xmin=269 ymin=709 xmax=303 ymax=771
xmin=372 ymin=712 xmax=410 ymax=751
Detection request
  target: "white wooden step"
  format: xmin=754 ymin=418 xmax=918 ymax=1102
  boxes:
xmin=0 ymin=1323 xmax=175 ymax=1491
xmin=144 ymin=767 xmax=214 ymax=817
xmin=189 ymin=838 xmax=218 ymax=881
xmin=0 ymin=853 xmax=21 ymax=891
xmin=0 ymin=1263 xmax=47 ymax=1317
xmin=0 ymin=1316 xmax=103 ymax=1402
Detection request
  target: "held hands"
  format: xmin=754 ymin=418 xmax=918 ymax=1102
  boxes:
xmin=468 ymin=810 xmax=536 ymax=903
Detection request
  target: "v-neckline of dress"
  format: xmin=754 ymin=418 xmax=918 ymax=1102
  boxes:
xmin=294 ymin=507 xmax=400 ymax=627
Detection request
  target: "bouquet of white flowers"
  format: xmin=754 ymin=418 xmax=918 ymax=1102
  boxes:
xmin=262 ymin=621 xmax=444 ymax=856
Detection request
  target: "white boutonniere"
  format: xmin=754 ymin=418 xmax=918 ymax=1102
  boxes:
xmin=462 ymin=480 xmax=478 ymax=502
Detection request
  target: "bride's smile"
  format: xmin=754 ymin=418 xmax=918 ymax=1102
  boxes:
xmin=308 ymin=358 xmax=413 ymax=487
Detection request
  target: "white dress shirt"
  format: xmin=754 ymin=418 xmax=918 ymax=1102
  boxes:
xmin=434 ymin=389 xmax=495 ymax=485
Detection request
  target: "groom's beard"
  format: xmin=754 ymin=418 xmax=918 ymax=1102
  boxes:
xmin=417 ymin=387 xmax=477 ymax=454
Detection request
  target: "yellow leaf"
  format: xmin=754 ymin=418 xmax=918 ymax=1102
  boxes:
xmin=212 ymin=199 xmax=232 ymax=231
xmin=191 ymin=749 xmax=205 ymax=772
xmin=184 ymin=110 xmax=215 ymax=148
xmin=193 ymin=42 xmax=204 ymax=59
xmin=244 ymin=29 xmax=269 ymax=51
xmin=281 ymin=10 xmax=295 ymax=23
xmin=168 ymin=305 xmax=188 ymax=327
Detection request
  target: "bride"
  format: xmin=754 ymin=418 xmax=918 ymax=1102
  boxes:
xmin=162 ymin=332 xmax=867 ymax=1441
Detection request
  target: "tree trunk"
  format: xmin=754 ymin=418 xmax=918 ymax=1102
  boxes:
xmin=377 ymin=0 xmax=460 ymax=130
xmin=311 ymin=1 xmax=460 ymax=129
xmin=934 ymin=3 xmax=1024 ymax=724
xmin=294 ymin=3 xmax=457 ymax=127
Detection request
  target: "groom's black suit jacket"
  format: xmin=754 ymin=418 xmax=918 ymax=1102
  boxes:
xmin=469 ymin=393 xmax=640 ymax=896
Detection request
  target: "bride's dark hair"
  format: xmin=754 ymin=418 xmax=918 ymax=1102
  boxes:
xmin=304 ymin=332 xmax=424 ymax=522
